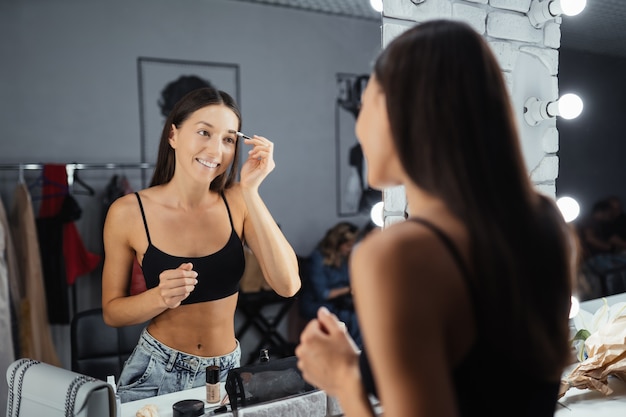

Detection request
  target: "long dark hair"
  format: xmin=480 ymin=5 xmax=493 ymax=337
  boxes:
xmin=150 ymin=87 xmax=242 ymax=191
xmin=374 ymin=20 xmax=574 ymax=378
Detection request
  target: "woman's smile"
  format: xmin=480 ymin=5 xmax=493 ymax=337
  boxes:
xmin=196 ymin=158 xmax=219 ymax=169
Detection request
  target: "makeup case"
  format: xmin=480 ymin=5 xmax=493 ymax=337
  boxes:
xmin=6 ymin=358 xmax=114 ymax=417
xmin=224 ymin=355 xmax=316 ymax=409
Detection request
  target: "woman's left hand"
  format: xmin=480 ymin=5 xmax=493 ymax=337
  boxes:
xmin=239 ymin=135 xmax=275 ymax=189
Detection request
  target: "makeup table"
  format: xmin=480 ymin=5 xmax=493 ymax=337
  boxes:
xmin=120 ymin=384 xmax=330 ymax=417
xmin=120 ymin=384 xmax=382 ymax=417
xmin=121 ymin=385 xmax=228 ymax=417
xmin=555 ymin=375 xmax=626 ymax=416
xmin=120 ymin=294 xmax=626 ymax=416
xmin=119 ymin=375 xmax=626 ymax=417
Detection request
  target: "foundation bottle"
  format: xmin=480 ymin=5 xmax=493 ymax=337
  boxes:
xmin=205 ymin=365 xmax=220 ymax=404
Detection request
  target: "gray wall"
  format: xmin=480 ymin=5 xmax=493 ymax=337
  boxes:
xmin=0 ymin=0 xmax=380 ymax=269
xmin=0 ymin=0 xmax=381 ymax=368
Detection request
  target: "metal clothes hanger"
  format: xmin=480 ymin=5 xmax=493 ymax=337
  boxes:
xmin=28 ymin=170 xmax=69 ymax=200
xmin=66 ymin=164 xmax=95 ymax=196
xmin=72 ymin=169 xmax=95 ymax=196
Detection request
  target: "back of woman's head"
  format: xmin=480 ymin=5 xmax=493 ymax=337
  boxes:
xmin=375 ymin=20 xmax=573 ymax=377
xmin=150 ymin=87 xmax=242 ymax=190
xmin=374 ymin=19 xmax=531 ymax=219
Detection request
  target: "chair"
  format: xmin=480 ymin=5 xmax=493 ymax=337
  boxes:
xmin=70 ymin=307 xmax=146 ymax=381
xmin=235 ymin=290 xmax=295 ymax=364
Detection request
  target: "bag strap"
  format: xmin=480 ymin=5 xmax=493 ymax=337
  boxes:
xmin=7 ymin=359 xmax=101 ymax=417
xmin=7 ymin=359 xmax=41 ymax=417
xmin=65 ymin=375 xmax=98 ymax=417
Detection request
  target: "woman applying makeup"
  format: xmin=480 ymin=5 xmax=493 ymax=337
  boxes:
xmin=102 ymin=87 xmax=300 ymax=403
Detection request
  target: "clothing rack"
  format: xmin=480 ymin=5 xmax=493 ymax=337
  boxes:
xmin=0 ymin=162 xmax=154 ymax=187
xmin=0 ymin=162 xmax=155 ymax=322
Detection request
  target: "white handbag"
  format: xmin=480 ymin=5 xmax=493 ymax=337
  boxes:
xmin=6 ymin=358 xmax=114 ymax=417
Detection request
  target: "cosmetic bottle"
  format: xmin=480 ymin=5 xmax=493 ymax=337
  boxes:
xmin=205 ymin=365 xmax=220 ymax=404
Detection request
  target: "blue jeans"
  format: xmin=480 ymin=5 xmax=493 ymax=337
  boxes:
xmin=117 ymin=328 xmax=241 ymax=403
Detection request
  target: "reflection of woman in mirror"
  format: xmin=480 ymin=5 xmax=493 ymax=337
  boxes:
xmin=299 ymin=221 xmax=362 ymax=348
xmin=102 ymin=87 xmax=300 ymax=403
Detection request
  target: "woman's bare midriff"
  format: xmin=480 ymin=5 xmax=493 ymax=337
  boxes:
xmin=147 ymin=293 xmax=239 ymax=357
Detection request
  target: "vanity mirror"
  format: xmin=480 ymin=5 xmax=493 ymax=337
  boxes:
xmin=0 ymin=1 xmax=382 ymax=404
xmin=4 ymin=0 xmax=624 ymax=410
xmin=557 ymin=1 xmax=626 ymax=301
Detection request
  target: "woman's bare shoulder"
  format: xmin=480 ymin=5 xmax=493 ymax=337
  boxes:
xmin=352 ymin=220 xmax=468 ymax=308
xmin=105 ymin=191 xmax=149 ymax=230
xmin=109 ymin=186 xmax=167 ymax=210
xmin=107 ymin=192 xmax=138 ymax=216
xmin=355 ymin=221 xmax=445 ymax=265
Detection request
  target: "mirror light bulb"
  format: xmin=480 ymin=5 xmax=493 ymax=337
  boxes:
xmin=557 ymin=93 xmax=583 ymax=119
xmin=529 ymin=0 xmax=587 ymax=27
xmin=370 ymin=0 xmax=383 ymax=13
xmin=370 ymin=201 xmax=384 ymax=227
xmin=557 ymin=0 xmax=587 ymax=17
xmin=556 ymin=196 xmax=580 ymax=223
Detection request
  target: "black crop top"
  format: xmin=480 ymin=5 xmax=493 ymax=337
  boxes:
xmin=135 ymin=192 xmax=245 ymax=304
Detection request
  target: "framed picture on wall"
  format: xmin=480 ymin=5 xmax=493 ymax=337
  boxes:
xmin=137 ymin=57 xmax=240 ymax=187
xmin=335 ymin=72 xmax=381 ymax=217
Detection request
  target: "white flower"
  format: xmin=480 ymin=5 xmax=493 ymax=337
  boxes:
xmin=571 ymin=298 xmax=626 ymax=361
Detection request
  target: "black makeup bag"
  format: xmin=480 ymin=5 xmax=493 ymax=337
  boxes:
xmin=225 ymin=355 xmax=316 ymax=409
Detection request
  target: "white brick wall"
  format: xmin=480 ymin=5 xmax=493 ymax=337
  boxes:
xmin=381 ymin=0 xmax=562 ymax=226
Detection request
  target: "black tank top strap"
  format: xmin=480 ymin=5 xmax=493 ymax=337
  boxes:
xmin=135 ymin=192 xmax=152 ymax=245
xmin=221 ymin=192 xmax=235 ymax=230
xmin=407 ymin=217 xmax=471 ymax=282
